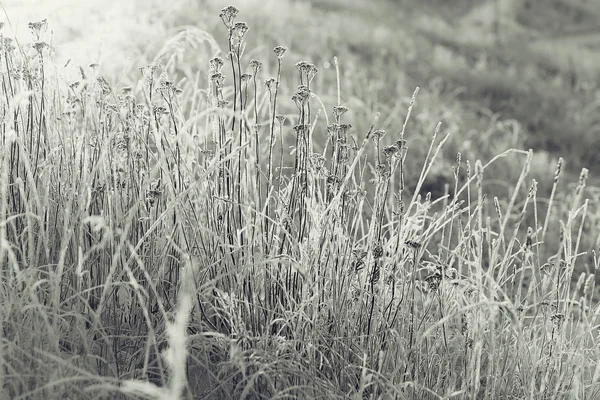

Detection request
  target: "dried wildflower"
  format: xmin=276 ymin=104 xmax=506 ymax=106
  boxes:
xmin=372 ymin=243 xmax=384 ymax=259
xmin=333 ymin=105 xmax=349 ymax=120
xmin=372 ymin=129 xmax=386 ymax=142
xmin=32 ymin=41 xmax=49 ymax=55
xmin=326 ymin=174 xmax=340 ymax=189
xmin=146 ymin=187 xmax=162 ymax=206
xmin=2 ymin=37 xmax=15 ymax=53
xmin=425 ymin=272 xmax=442 ymax=291
xmin=310 ymin=153 xmax=326 ymax=170
xmin=211 ymin=72 xmax=225 ymax=87
xmin=550 ymin=313 xmax=564 ymax=326
xmin=293 ymin=124 xmax=309 ymax=136
xmin=275 ymin=115 xmax=286 ymax=125
xmin=161 ymin=80 xmax=174 ymax=90
xmin=327 ymin=123 xmax=340 ymax=137
xmin=375 ymin=163 xmax=389 ymax=180
xmin=28 ymin=19 xmax=47 ymax=38
xmin=209 ymin=57 xmax=224 ymax=72
xmin=295 ymin=61 xmax=309 ymax=73
xmin=217 ymin=99 xmax=230 ymax=108
xmin=292 ymin=85 xmax=310 ymax=109
xmin=249 ymin=59 xmax=262 ymax=75
xmin=264 ymin=77 xmax=276 ymax=91
xmin=233 ymin=21 xmax=249 ymax=37
xmin=219 ymin=5 xmax=239 ymax=29
xmin=383 ymin=144 xmax=399 ymax=159
xmin=240 ymin=73 xmax=252 ymax=83
xmin=152 ymin=105 xmax=169 ymax=115
xmin=307 ymin=64 xmax=318 ymax=81
xmin=405 ymin=240 xmax=421 ymax=249
xmin=273 ymin=46 xmax=287 ymax=59
xmin=339 ymin=123 xmax=352 ymax=136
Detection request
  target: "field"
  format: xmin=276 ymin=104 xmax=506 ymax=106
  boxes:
xmin=1 ymin=0 xmax=600 ymax=399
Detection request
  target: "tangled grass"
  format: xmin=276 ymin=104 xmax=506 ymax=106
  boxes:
xmin=1 ymin=6 xmax=599 ymax=400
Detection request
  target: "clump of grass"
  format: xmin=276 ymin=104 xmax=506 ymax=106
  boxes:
xmin=1 ymin=6 xmax=599 ymax=400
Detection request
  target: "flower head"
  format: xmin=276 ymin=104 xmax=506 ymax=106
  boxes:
xmin=249 ymin=59 xmax=262 ymax=75
xmin=332 ymin=105 xmax=348 ymax=120
xmin=273 ymin=46 xmax=287 ymax=59
xmin=233 ymin=21 xmax=249 ymax=38
xmin=219 ymin=5 xmax=239 ymax=28
xmin=209 ymin=56 xmax=224 ymax=72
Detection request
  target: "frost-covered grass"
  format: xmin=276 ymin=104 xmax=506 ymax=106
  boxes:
xmin=1 ymin=6 xmax=600 ymax=400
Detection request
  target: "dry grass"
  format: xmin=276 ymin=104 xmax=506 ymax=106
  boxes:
xmin=1 ymin=6 xmax=600 ymax=400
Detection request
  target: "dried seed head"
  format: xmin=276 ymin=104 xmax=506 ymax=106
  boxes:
xmin=375 ymin=163 xmax=389 ymax=180
xmin=219 ymin=5 xmax=239 ymax=28
xmin=295 ymin=61 xmax=310 ymax=73
xmin=293 ymin=124 xmax=309 ymax=136
xmin=307 ymin=64 xmax=318 ymax=80
xmin=332 ymin=105 xmax=349 ymax=120
xmin=373 ymin=243 xmax=384 ymax=259
xmin=528 ymin=179 xmax=537 ymax=198
xmin=241 ymin=73 xmax=252 ymax=83
xmin=550 ymin=313 xmax=564 ymax=326
xmin=372 ymin=129 xmax=386 ymax=142
xmin=455 ymin=152 xmax=461 ymax=177
xmin=273 ymin=46 xmax=288 ymax=59
xmin=28 ymin=19 xmax=47 ymax=38
xmin=264 ymin=77 xmax=276 ymax=93
xmin=275 ymin=115 xmax=286 ymax=125
xmin=292 ymin=85 xmax=310 ymax=108
xmin=211 ymin=72 xmax=225 ymax=87
xmin=233 ymin=21 xmax=249 ymax=38
xmin=2 ymin=37 xmax=15 ymax=53
xmin=152 ymin=105 xmax=169 ymax=115
xmin=249 ymin=59 xmax=262 ymax=75
xmin=209 ymin=56 xmax=224 ymax=72
xmin=32 ymin=41 xmax=49 ymax=55
xmin=425 ymin=272 xmax=442 ymax=291
xmin=553 ymin=157 xmax=564 ymax=183
xmin=338 ymin=123 xmax=352 ymax=136
xmin=405 ymin=240 xmax=421 ymax=249
xmin=383 ymin=144 xmax=399 ymax=159
xmin=327 ymin=123 xmax=340 ymax=137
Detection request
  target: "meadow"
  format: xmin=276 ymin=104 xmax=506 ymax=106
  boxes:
xmin=1 ymin=0 xmax=600 ymax=399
